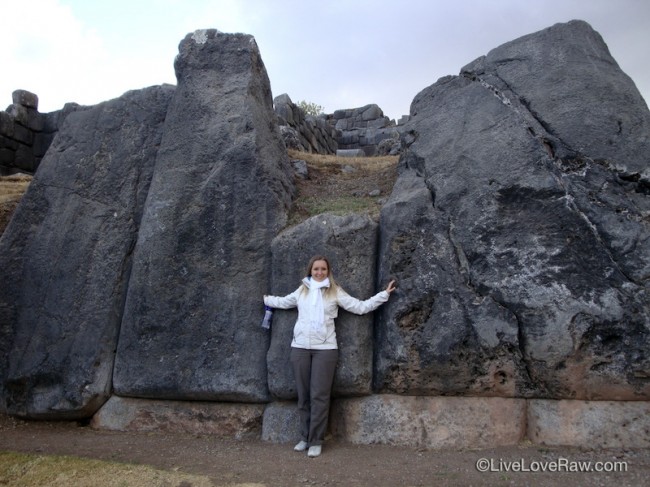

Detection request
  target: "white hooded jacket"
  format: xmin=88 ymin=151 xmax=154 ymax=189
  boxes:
xmin=263 ymin=278 xmax=389 ymax=350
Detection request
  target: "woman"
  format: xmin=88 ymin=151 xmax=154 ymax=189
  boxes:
xmin=264 ymin=255 xmax=396 ymax=458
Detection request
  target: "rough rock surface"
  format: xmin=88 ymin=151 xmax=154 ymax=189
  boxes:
xmin=113 ymin=30 xmax=294 ymax=403
xmin=375 ymin=20 xmax=650 ymax=400
xmin=266 ymin=213 xmax=380 ymax=399
xmin=375 ymin=171 xmax=528 ymax=397
xmin=0 ymin=86 xmax=174 ymax=418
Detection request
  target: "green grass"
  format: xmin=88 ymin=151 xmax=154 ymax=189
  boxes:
xmin=0 ymin=451 xmax=216 ymax=487
xmin=285 ymin=149 xmax=399 ymax=226
xmin=287 ymin=195 xmax=384 ymax=226
xmin=0 ymin=174 xmax=32 ymax=204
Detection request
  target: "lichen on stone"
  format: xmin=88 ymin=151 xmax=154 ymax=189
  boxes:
xmin=191 ymin=29 xmax=209 ymax=44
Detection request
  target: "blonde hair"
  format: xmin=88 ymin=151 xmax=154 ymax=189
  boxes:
xmin=301 ymin=255 xmax=338 ymax=297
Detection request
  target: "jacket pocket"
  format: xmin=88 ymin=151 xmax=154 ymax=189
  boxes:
xmin=324 ymin=299 xmax=338 ymax=318
xmin=293 ymin=323 xmax=306 ymax=345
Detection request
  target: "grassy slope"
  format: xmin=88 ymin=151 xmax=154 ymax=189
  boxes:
xmin=286 ymin=149 xmax=399 ymax=226
xmin=0 ymin=174 xmax=32 ymax=235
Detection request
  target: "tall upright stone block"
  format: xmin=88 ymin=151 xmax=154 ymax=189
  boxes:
xmin=0 ymin=86 xmax=174 ymax=418
xmin=267 ymin=214 xmax=380 ymax=399
xmin=113 ymin=30 xmax=294 ymax=402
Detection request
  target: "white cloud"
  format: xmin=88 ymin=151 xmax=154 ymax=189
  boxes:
xmin=0 ymin=0 xmax=113 ymax=111
xmin=1 ymin=0 xmax=648 ymax=119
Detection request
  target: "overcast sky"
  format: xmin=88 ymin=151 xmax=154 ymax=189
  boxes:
xmin=2 ymin=0 xmax=649 ymax=120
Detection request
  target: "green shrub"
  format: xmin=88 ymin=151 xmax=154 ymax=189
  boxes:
xmin=297 ymin=100 xmax=324 ymax=116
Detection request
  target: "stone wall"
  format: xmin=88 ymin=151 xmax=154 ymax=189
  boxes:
xmin=274 ymin=93 xmax=339 ymax=154
xmin=330 ymin=104 xmax=404 ymax=156
xmin=90 ymin=396 xmax=650 ymax=450
xmin=0 ymin=90 xmax=76 ymax=175
xmin=2 ymin=22 xmax=649 ymax=450
xmin=273 ymin=95 xmax=407 ymax=157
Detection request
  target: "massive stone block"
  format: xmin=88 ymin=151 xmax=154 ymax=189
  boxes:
xmin=528 ymin=399 xmax=650 ymax=448
xmin=113 ymin=30 xmax=294 ymax=402
xmin=0 ymin=86 xmax=174 ymax=418
xmin=376 ymin=20 xmax=650 ymax=399
xmin=375 ymin=172 xmax=528 ymax=396
xmin=91 ymin=396 xmax=264 ymax=439
xmin=261 ymin=401 xmax=301 ymax=443
xmin=266 ymin=213 xmax=380 ymax=399
xmin=330 ymin=395 xmax=526 ymax=449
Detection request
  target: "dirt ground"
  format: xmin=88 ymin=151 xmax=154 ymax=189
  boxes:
xmin=285 ymin=150 xmax=398 ymax=225
xmin=0 ymin=173 xmax=32 ymax=234
xmin=1 ymin=415 xmax=648 ymax=487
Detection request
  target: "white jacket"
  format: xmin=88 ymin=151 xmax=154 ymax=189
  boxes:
xmin=264 ymin=279 xmax=389 ymax=350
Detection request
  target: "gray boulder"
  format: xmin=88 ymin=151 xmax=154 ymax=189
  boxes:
xmin=267 ymin=213 xmax=380 ymax=399
xmin=376 ymin=132 xmax=401 ymax=156
xmin=376 ymin=20 xmax=650 ymax=400
xmin=279 ymin=125 xmax=302 ymax=151
xmin=291 ymin=159 xmax=308 ymax=180
xmin=0 ymin=85 xmax=174 ymax=418
xmin=113 ymin=30 xmax=294 ymax=403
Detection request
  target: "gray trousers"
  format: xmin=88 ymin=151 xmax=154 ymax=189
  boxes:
xmin=290 ymin=347 xmax=339 ymax=446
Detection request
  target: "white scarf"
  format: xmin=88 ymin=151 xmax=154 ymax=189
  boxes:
xmin=302 ymin=277 xmax=330 ymax=336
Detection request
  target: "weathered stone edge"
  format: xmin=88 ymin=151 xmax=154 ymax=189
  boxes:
xmin=90 ymin=396 xmax=264 ymax=439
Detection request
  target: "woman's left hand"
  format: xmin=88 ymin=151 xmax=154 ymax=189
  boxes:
xmin=385 ymin=280 xmax=396 ymax=294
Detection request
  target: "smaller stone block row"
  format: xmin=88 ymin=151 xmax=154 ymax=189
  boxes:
xmin=336 ymin=149 xmax=366 ymax=158
xmin=332 ymin=105 xmax=384 ymax=122
xmin=337 ymin=127 xmax=400 ymax=156
xmin=91 ymin=395 xmax=650 ymax=450
xmin=334 ymin=116 xmax=391 ymax=131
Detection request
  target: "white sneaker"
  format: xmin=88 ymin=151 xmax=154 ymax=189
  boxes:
xmin=307 ymin=445 xmax=322 ymax=458
xmin=293 ymin=440 xmax=308 ymax=452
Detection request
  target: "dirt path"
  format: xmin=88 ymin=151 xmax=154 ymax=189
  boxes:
xmin=1 ymin=415 xmax=648 ymax=486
